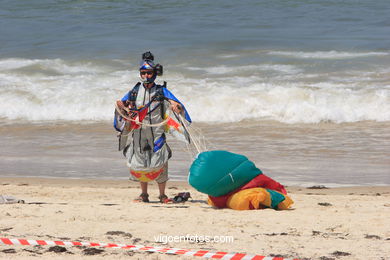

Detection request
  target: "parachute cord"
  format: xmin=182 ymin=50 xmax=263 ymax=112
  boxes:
xmin=177 ymin=113 xmax=202 ymax=154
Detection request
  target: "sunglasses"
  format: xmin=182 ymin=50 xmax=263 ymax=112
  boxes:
xmin=140 ymin=71 xmax=154 ymax=76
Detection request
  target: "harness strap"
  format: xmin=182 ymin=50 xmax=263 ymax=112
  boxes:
xmin=127 ymin=82 xmax=141 ymax=107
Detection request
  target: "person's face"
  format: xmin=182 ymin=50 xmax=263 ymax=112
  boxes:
xmin=140 ymin=69 xmax=154 ymax=81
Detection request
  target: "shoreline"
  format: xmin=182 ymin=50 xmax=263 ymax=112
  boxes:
xmin=1 ymin=176 xmax=390 ymax=192
xmin=1 ymin=177 xmax=389 ymax=259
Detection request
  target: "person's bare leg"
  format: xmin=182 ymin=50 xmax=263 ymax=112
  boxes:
xmin=138 ymin=182 xmax=149 ymax=202
xmin=158 ymin=181 xmax=166 ymax=197
xmin=140 ymin=182 xmax=148 ymax=195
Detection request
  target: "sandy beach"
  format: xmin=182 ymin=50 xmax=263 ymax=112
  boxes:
xmin=2 ymin=1 xmax=390 ymax=259
xmin=0 ymin=177 xmax=389 ymax=260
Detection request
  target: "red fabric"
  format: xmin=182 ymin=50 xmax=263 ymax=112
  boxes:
xmin=241 ymin=174 xmax=287 ymax=195
xmin=208 ymin=174 xmax=287 ymax=209
xmin=138 ymin=107 xmax=148 ymax=122
xmin=129 ymin=107 xmax=149 ymax=130
xmin=167 ymin=117 xmax=180 ymax=130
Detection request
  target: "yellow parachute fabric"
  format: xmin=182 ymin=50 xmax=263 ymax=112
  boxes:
xmin=208 ymin=188 xmax=293 ymax=210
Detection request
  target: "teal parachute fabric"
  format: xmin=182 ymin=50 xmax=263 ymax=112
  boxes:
xmin=266 ymin=189 xmax=286 ymax=209
xmin=189 ymin=150 xmax=262 ymax=197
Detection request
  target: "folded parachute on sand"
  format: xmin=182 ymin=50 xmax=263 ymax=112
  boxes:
xmin=189 ymin=150 xmax=293 ymax=210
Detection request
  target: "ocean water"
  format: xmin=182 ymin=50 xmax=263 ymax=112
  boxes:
xmin=0 ymin=0 xmax=389 ymax=186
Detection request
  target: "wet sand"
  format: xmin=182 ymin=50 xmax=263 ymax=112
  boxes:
xmin=0 ymin=121 xmax=389 ymax=186
xmin=1 ymin=177 xmax=390 ymax=259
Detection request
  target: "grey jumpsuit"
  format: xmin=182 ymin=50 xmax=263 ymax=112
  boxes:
xmin=122 ymin=84 xmax=171 ymax=174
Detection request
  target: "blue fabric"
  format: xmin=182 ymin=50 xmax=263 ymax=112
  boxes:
xmin=113 ymin=115 xmax=122 ymax=132
xmin=153 ymin=135 xmax=166 ymax=152
xmin=162 ymin=88 xmax=192 ymax=123
xmin=121 ymin=92 xmax=129 ymax=102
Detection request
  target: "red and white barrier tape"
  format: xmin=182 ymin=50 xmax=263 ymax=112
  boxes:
xmin=0 ymin=237 xmax=298 ymax=260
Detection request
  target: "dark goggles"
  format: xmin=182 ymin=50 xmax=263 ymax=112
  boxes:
xmin=140 ymin=71 xmax=154 ymax=76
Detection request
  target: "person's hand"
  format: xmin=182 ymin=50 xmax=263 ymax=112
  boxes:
xmin=170 ymin=101 xmax=182 ymax=114
xmin=123 ymin=100 xmax=134 ymax=110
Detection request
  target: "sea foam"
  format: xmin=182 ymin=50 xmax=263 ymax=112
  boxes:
xmin=0 ymin=58 xmax=389 ymax=124
xmin=268 ymin=50 xmax=389 ymax=59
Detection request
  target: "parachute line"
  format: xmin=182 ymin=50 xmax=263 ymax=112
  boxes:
xmin=177 ymin=113 xmax=209 ymax=156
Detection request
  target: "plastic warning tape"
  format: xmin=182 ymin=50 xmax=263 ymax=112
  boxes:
xmin=0 ymin=237 xmax=298 ymax=260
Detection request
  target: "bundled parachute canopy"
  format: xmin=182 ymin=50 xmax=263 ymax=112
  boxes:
xmin=189 ymin=150 xmax=293 ymax=210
